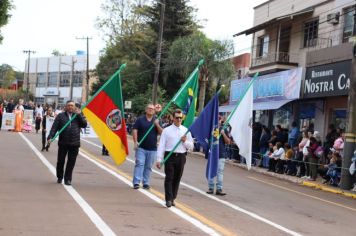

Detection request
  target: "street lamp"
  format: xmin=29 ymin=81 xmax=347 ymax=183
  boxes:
xmin=60 ymin=59 xmax=77 ymax=101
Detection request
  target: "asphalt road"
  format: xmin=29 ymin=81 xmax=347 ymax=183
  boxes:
xmin=1 ymin=130 xmax=355 ymax=236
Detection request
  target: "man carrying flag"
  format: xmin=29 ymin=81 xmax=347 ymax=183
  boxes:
xmin=190 ymin=92 xmax=230 ymax=196
xmin=47 ymin=100 xmax=87 ymax=185
xmin=132 ymin=104 xmax=162 ymax=190
xmin=156 ymin=109 xmax=194 ymax=208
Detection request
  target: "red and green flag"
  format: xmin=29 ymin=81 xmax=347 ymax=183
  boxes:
xmin=82 ymin=65 xmax=128 ymax=165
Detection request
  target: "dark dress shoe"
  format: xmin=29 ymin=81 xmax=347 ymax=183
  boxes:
xmin=45 ymin=144 xmax=50 ymax=151
xmin=64 ymin=180 xmax=71 ymax=186
xmin=133 ymin=184 xmax=139 ymax=189
xmin=166 ymin=201 xmax=172 ymax=208
xmin=206 ymin=189 xmax=214 ymax=194
xmin=57 ymin=178 xmax=62 ymax=184
xmin=215 ymin=190 xmax=226 ymax=196
xmin=41 ymin=147 xmax=45 ymax=152
xmin=143 ymin=185 xmax=150 ymax=190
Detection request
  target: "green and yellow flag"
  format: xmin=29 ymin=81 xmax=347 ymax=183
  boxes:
xmin=173 ymin=70 xmax=199 ymax=127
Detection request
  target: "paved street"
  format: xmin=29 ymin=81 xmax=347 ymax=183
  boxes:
xmin=1 ymin=130 xmax=355 ymax=236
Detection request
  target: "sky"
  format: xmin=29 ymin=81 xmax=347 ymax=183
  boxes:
xmin=0 ymin=0 xmax=266 ymax=71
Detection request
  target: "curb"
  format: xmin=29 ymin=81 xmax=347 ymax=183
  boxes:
xmin=189 ymin=151 xmax=356 ymax=199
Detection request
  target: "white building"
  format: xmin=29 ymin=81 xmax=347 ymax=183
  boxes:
xmin=24 ymin=54 xmax=99 ymax=107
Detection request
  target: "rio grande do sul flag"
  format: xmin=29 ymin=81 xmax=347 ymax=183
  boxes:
xmin=82 ymin=65 xmax=128 ymax=165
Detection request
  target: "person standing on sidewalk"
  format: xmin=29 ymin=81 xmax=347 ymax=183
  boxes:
xmin=47 ymin=100 xmax=87 ymax=185
xmin=41 ymin=106 xmax=55 ymax=151
xmin=207 ymin=118 xmax=231 ymax=196
xmin=132 ymin=104 xmax=162 ymax=189
xmin=156 ymin=109 xmax=194 ymax=207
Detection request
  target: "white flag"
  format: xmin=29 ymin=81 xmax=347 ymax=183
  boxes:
xmin=229 ymin=84 xmax=253 ymax=170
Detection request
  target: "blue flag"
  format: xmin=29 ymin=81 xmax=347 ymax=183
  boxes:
xmin=189 ymin=93 xmax=219 ymax=180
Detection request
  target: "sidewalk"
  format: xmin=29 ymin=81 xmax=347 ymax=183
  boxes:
xmin=189 ymin=151 xmax=356 ymax=199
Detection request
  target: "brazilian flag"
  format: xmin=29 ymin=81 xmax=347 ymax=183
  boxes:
xmin=173 ymin=70 xmax=199 ymax=127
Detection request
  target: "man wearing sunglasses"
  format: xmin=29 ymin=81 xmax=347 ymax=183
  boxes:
xmin=156 ymin=109 xmax=194 ymax=207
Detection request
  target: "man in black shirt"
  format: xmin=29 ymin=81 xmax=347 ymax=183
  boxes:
xmin=132 ymin=104 xmax=162 ymax=189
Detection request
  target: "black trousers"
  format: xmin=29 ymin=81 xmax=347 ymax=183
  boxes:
xmin=42 ymin=130 xmax=46 ymax=148
xmin=164 ymin=152 xmax=186 ymax=201
xmin=57 ymin=145 xmax=79 ymax=181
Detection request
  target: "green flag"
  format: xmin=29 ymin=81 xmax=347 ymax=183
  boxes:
xmin=173 ymin=70 xmax=199 ymax=127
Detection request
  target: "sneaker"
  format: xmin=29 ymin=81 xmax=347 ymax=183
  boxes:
xmin=215 ymin=189 xmax=226 ymax=196
xmin=206 ymin=189 xmax=214 ymax=194
xmin=133 ymin=184 xmax=139 ymax=189
xmin=143 ymin=185 xmax=150 ymax=190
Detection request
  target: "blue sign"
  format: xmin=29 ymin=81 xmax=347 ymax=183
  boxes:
xmin=230 ymin=68 xmax=302 ymax=104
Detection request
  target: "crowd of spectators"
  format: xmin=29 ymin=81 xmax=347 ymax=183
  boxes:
xmin=221 ymin=121 xmax=352 ymax=189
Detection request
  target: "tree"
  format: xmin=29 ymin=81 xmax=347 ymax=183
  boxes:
xmin=0 ymin=0 xmax=13 ymax=44
xmin=0 ymin=64 xmax=16 ymax=88
xmin=165 ymin=32 xmax=235 ymax=112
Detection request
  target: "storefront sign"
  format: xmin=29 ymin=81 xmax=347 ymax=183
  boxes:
xmin=303 ymin=60 xmax=351 ymax=98
xmin=44 ymin=88 xmax=59 ymax=96
xmin=230 ymin=67 xmax=302 ymax=104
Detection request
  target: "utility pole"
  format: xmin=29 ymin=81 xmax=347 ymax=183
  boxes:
xmin=152 ymin=0 xmax=165 ymax=105
xmin=23 ymin=50 xmax=36 ymax=101
xmin=340 ymin=9 xmax=356 ymax=190
xmin=76 ymin=36 xmax=92 ymax=102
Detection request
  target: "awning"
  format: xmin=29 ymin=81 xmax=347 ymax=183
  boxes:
xmin=219 ymin=99 xmax=294 ymax=113
xmin=253 ymin=99 xmax=293 ymax=110
xmin=233 ymin=7 xmax=314 ymax=37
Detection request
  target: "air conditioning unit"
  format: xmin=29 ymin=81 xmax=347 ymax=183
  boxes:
xmin=327 ymin=12 xmax=340 ymax=24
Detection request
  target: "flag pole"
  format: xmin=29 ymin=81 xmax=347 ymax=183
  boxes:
xmin=161 ymin=87 xmax=223 ymax=165
xmin=218 ymin=72 xmax=259 ymax=139
xmin=138 ymin=59 xmax=204 ymax=146
xmin=48 ymin=64 xmax=127 ymax=144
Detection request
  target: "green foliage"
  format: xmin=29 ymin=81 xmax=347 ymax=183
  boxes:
xmin=0 ymin=0 xmax=13 ymax=43
xmin=165 ymin=32 xmax=235 ymax=105
xmin=0 ymin=64 xmax=16 ymax=88
xmin=95 ymin=0 xmax=234 ymax=114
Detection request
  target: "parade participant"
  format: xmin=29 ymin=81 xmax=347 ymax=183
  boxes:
xmin=35 ymin=104 xmax=43 ymax=133
xmin=102 ymin=145 xmax=109 ymax=156
xmin=41 ymin=106 xmax=55 ymax=151
xmin=14 ymin=99 xmax=24 ymax=132
xmin=47 ymin=100 xmax=87 ymax=185
xmin=156 ymin=109 xmax=194 ymax=207
xmin=0 ymin=101 xmax=3 ymax=130
xmin=132 ymin=104 xmax=162 ymax=189
xmin=206 ymin=117 xmax=230 ymax=196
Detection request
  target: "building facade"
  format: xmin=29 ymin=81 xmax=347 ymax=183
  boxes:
xmin=232 ymin=0 xmax=355 ymax=139
xmin=24 ymin=54 xmax=99 ymax=107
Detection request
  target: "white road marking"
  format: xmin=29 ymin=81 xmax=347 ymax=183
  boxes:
xmin=79 ymin=150 xmax=220 ymax=236
xmin=19 ymin=133 xmax=116 ymax=236
xmin=82 ymin=138 xmax=302 ymax=236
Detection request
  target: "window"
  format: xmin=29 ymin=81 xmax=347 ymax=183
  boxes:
xmin=60 ymin=71 xmax=70 ymax=87
xmin=36 ymin=73 xmax=46 ymax=87
xmin=35 ymin=97 xmax=44 ymax=104
xmin=332 ymin=109 xmax=346 ymax=130
xmin=343 ymin=7 xmax=356 ymax=43
xmin=258 ymin=35 xmax=269 ymax=57
xmin=48 ymin=72 xmax=58 ymax=87
xmin=73 ymin=71 xmax=83 ymax=87
xmin=303 ymin=19 xmax=319 ymax=47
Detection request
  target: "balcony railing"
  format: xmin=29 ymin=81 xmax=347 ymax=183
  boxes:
xmin=251 ymin=52 xmax=299 ymax=67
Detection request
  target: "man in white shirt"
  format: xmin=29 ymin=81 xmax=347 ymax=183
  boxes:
xmin=156 ymin=109 xmax=194 ymax=207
